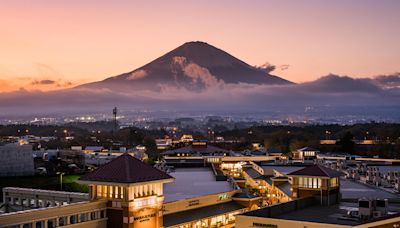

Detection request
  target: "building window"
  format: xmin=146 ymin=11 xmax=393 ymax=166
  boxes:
xmin=109 ymin=186 xmax=113 ymax=198
xmin=210 ymin=215 xmax=226 ymax=226
xmin=70 ymin=215 xmax=78 ymax=224
xmin=47 ymin=219 xmax=56 ymax=228
xmin=14 ymin=197 xmax=19 ymax=205
xmin=80 ymin=213 xmax=87 ymax=222
xmin=115 ymin=186 xmax=119 ymax=198
xmin=120 ymin=187 xmax=124 ymax=199
xmin=102 ymin=185 xmax=107 ymax=197
xmin=330 ymin=177 xmax=339 ymax=187
xmin=90 ymin=212 xmax=96 ymax=220
xmin=299 ymin=177 xmax=321 ymax=188
xmin=112 ymin=201 xmax=122 ymax=208
xmin=58 ymin=217 xmax=66 ymax=226
xmin=97 ymin=185 xmax=102 ymax=197
xmin=35 ymin=221 xmax=45 ymax=228
xmin=304 ymin=151 xmax=315 ymax=157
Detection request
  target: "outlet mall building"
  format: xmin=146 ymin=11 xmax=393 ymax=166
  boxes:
xmin=1 ymin=154 xmax=400 ymax=228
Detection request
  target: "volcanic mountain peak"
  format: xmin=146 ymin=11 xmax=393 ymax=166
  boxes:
xmin=157 ymin=41 xmax=248 ymax=68
xmin=78 ymin=41 xmax=293 ymax=92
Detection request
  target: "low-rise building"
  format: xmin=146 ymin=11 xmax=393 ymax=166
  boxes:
xmin=2 ymin=156 xmax=400 ymax=228
xmin=0 ymin=154 xmax=259 ymax=227
xmin=163 ymin=141 xmax=229 ymax=157
xmin=162 ymin=141 xmax=231 ymax=166
xmin=180 ymin=134 xmax=194 ymax=143
xmin=156 ymin=138 xmax=173 ymax=150
xmin=236 ymin=165 xmax=400 ymax=228
xmin=0 ymin=143 xmax=34 ymax=176
xmin=292 ymin=147 xmax=319 ymax=161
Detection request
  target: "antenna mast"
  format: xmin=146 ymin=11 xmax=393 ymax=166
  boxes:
xmin=113 ymin=107 xmax=118 ymax=132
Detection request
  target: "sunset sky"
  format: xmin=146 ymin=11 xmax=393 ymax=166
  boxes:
xmin=0 ymin=0 xmax=399 ymax=92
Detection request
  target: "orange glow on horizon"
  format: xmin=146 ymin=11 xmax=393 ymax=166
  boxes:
xmin=0 ymin=0 xmax=399 ymax=93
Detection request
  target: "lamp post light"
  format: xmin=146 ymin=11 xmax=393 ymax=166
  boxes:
xmin=63 ymin=129 xmax=68 ymax=138
xmin=56 ymin=172 xmax=65 ymax=191
xmin=325 ymin=130 xmax=331 ymax=140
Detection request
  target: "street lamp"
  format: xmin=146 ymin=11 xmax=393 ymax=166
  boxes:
xmin=325 ymin=130 xmax=331 ymax=140
xmin=63 ymin=129 xmax=68 ymax=138
xmin=56 ymin=172 xmax=65 ymax=191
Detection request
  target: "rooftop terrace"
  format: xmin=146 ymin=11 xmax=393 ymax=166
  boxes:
xmin=240 ymin=197 xmax=400 ymax=226
xmin=164 ymin=168 xmax=233 ymax=203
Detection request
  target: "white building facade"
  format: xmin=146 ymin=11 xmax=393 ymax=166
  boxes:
xmin=0 ymin=143 xmax=34 ymax=176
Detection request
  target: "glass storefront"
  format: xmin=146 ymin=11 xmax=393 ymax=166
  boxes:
xmin=176 ymin=210 xmax=241 ymax=228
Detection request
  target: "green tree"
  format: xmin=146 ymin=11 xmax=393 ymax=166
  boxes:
xmin=338 ymin=132 xmax=355 ymax=154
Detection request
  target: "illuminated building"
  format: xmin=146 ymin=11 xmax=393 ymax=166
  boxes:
xmin=0 ymin=154 xmax=259 ymax=227
xmin=77 ymin=153 xmax=174 ymax=228
xmin=2 ymin=155 xmax=400 ymax=228
xmin=179 ymin=135 xmax=194 ymax=143
xmin=288 ymin=165 xmax=341 ymax=203
xmin=241 ymin=162 xmax=293 ymax=204
xmin=162 ymin=141 xmax=230 ymax=167
xmin=236 ymin=165 xmax=400 ymax=228
xmin=163 ymin=141 xmax=229 ymax=157
xmin=292 ymin=147 xmax=319 ymax=161
xmin=156 ymin=138 xmax=173 ymax=150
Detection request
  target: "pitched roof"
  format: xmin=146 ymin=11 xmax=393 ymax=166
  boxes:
xmin=79 ymin=153 xmax=173 ymax=184
xmin=244 ymin=168 xmax=263 ymax=179
xmin=276 ymin=182 xmax=292 ymax=196
xmin=298 ymin=147 xmax=319 ymax=152
xmin=287 ymin=165 xmax=343 ymax=178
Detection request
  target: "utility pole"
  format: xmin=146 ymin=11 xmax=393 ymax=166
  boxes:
xmin=56 ymin=172 xmax=65 ymax=191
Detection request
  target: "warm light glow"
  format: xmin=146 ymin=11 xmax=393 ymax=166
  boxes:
xmin=1 ymin=1 xmax=399 ymax=93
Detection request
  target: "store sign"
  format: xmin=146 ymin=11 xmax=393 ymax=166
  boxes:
xmin=134 ymin=213 xmax=156 ymax=223
xmin=252 ymin=222 xmax=278 ymax=228
xmin=218 ymin=193 xmax=230 ymax=201
xmin=188 ymin=199 xmax=200 ymax=207
xmin=133 ymin=208 xmax=158 ymax=228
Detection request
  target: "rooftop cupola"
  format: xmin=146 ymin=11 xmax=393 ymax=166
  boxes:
xmin=287 ymin=165 xmax=343 ymax=205
xmin=78 ymin=153 xmax=174 ymax=228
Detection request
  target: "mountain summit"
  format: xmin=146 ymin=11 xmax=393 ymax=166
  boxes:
xmin=78 ymin=41 xmax=292 ymax=92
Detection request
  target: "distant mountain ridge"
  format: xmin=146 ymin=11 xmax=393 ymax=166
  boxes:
xmin=0 ymin=42 xmax=398 ymax=117
xmin=78 ymin=41 xmax=293 ymax=92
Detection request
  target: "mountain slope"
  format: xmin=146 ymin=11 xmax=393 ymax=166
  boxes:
xmin=299 ymin=74 xmax=382 ymax=93
xmin=77 ymin=41 xmax=293 ymax=92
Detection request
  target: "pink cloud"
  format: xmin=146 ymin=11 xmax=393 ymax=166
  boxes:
xmin=127 ymin=69 xmax=148 ymax=80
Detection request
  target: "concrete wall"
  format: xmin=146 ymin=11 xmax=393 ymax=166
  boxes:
xmin=0 ymin=144 xmax=34 ymax=176
xmin=249 ymin=162 xmax=265 ymax=176
xmin=60 ymin=219 xmax=107 ymax=228
xmin=3 ymin=187 xmax=89 ymax=210
xmin=355 ymin=215 xmax=400 ymax=228
xmin=236 ymin=212 xmax=400 ymax=228
xmin=0 ymin=200 xmax=108 ymax=228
